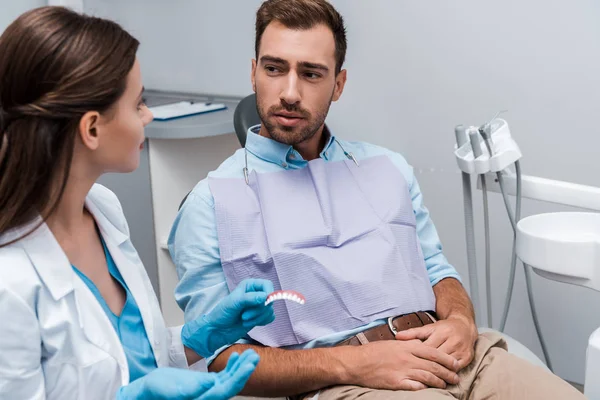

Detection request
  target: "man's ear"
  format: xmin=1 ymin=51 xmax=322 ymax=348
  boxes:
xmin=78 ymin=111 xmax=101 ymax=150
xmin=332 ymin=69 xmax=347 ymax=102
xmin=251 ymin=59 xmax=257 ymax=93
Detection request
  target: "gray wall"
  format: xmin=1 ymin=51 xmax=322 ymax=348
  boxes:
xmin=83 ymin=0 xmax=260 ymax=97
xmin=0 ymin=0 xmax=46 ymax=29
xmin=4 ymin=0 xmax=599 ymax=385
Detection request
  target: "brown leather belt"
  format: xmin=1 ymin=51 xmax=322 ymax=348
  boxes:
xmin=287 ymin=312 xmax=438 ymax=400
xmin=336 ymin=311 xmax=437 ymax=346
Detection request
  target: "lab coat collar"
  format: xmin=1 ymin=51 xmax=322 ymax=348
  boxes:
xmin=85 ymin=194 xmax=129 ymax=246
xmin=10 ymin=186 xmax=131 ymax=301
xmin=245 ymin=124 xmax=337 ymax=165
xmin=17 ymin=218 xmax=74 ymax=301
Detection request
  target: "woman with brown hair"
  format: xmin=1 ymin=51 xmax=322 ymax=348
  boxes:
xmin=0 ymin=6 xmax=275 ymax=399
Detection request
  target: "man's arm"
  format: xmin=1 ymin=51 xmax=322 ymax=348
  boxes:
xmin=209 ymin=344 xmax=349 ymax=397
xmin=169 ymin=188 xmax=230 ymax=323
xmin=396 ymin=283 xmax=478 ymax=370
xmin=410 ymin=278 xmax=478 ymax=369
xmin=210 ymin=340 xmax=461 ymax=397
xmin=405 ymin=162 xmax=463 ymax=286
xmin=433 ymin=277 xmax=475 ymax=324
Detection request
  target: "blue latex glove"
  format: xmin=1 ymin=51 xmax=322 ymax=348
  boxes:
xmin=182 ymin=279 xmax=275 ymax=358
xmin=116 ymin=349 xmax=259 ymax=400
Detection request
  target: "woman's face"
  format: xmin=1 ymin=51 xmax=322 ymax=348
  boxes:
xmin=91 ymin=58 xmax=153 ymax=173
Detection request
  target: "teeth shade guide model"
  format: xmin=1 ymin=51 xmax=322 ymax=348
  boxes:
xmin=265 ymin=290 xmax=305 ymax=306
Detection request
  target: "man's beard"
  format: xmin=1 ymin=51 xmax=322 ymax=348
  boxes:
xmin=256 ymin=92 xmax=333 ymax=146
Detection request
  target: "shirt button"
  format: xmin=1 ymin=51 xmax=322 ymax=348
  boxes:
xmin=282 ymin=162 xmax=288 ymax=168
xmin=289 ymin=154 xmax=295 ymax=160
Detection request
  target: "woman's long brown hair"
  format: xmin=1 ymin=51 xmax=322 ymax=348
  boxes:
xmin=0 ymin=6 xmax=139 ymax=246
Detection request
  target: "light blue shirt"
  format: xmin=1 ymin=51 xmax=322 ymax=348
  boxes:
xmin=72 ymin=235 xmax=157 ymax=382
xmin=169 ymin=125 xmax=461 ymax=365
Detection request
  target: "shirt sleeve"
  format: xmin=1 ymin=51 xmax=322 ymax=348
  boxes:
xmin=408 ymin=169 xmax=462 ymax=285
xmin=168 ymin=186 xmax=232 ymax=323
xmin=168 ymin=186 xmax=238 ymax=366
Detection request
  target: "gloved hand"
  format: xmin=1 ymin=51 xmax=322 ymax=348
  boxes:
xmin=182 ymin=279 xmax=275 ymax=358
xmin=116 ymin=349 xmax=259 ymax=400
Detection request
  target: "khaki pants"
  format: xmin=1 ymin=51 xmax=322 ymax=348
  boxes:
xmin=304 ymin=332 xmax=584 ymax=400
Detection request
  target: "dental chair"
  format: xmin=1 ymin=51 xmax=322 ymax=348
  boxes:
xmin=232 ymin=93 xmax=260 ymax=148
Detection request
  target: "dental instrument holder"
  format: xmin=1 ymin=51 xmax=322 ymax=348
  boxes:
xmin=454 ymin=119 xmax=522 ymax=174
xmin=455 ymin=119 xmax=522 ymax=327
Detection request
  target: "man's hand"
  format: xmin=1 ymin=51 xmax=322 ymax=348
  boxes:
xmin=395 ymin=316 xmax=478 ymax=370
xmin=344 ymin=339 xmax=461 ymax=391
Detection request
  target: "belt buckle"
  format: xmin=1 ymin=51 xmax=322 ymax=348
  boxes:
xmin=387 ymin=316 xmax=398 ymax=335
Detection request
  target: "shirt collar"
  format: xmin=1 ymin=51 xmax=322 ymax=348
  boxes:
xmin=245 ymin=124 xmax=337 ymax=165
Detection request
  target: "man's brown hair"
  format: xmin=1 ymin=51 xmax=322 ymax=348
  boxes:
xmin=255 ymin=0 xmax=347 ymax=74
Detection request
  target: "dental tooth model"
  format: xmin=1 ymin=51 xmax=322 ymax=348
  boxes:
xmin=265 ymin=290 xmax=305 ymax=306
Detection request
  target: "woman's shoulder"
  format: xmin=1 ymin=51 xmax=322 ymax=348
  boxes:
xmin=0 ymin=245 xmax=42 ymax=307
xmin=0 ymin=245 xmax=30 ymax=267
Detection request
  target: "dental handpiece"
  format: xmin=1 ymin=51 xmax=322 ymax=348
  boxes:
xmin=468 ymin=127 xmax=483 ymax=159
xmin=455 ymin=124 xmax=468 ymax=147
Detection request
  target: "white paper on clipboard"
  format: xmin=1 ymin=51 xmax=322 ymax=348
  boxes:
xmin=149 ymin=101 xmax=226 ymax=121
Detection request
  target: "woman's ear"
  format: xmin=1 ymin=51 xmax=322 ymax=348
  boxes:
xmin=78 ymin=111 xmax=101 ymax=150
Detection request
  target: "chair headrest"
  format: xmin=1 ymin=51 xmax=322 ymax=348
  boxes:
xmin=233 ymin=93 xmax=261 ymax=148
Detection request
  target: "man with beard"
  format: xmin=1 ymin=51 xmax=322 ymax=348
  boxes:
xmin=168 ymin=1 xmax=584 ymax=399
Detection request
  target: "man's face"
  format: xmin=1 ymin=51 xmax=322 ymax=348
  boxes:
xmin=252 ymin=22 xmax=346 ymax=146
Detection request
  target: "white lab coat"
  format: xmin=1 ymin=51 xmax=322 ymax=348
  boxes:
xmin=0 ymin=184 xmax=205 ymax=400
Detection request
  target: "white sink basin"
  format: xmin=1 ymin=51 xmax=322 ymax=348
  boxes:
xmin=516 ymin=212 xmax=600 ymax=291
